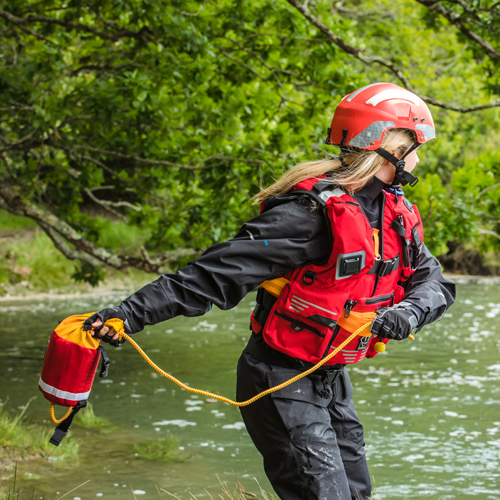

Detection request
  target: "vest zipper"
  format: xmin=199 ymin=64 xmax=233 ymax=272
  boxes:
xmin=321 ymin=324 xmax=341 ymax=358
xmin=365 ymin=293 xmax=395 ymax=306
xmin=397 ymin=214 xmax=410 ymax=268
xmin=336 ymin=193 xmax=387 ymax=296
xmin=370 ymin=193 xmax=386 ymax=296
xmin=344 ymin=299 xmax=358 ymax=318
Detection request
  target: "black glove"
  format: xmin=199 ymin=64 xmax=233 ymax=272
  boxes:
xmin=83 ymin=307 xmax=131 ymax=347
xmin=370 ymin=303 xmax=418 ymax=341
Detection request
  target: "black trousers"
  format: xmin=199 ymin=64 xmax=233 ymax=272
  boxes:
xmin=237 ymin=351 xmax=371 ymax=500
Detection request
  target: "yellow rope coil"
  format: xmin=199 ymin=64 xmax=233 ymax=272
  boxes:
xmin=120 ymin=321 xmax=372 ymax=407
xmin=50 ymin=404 xmax=72 ymax=424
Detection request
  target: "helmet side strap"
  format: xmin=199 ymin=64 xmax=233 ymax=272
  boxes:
xmin=375 ymin=142 xmax=420 ymax=188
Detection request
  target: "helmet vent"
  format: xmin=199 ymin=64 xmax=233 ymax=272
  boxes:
xmin=366 ymin=89 xmax=421 ymax=107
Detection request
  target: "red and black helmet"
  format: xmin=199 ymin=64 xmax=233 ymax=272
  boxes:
xmin=326 ymin=82 xmax=436 ymax=187
xmin=326 ymin=82 xmax=435 ymax=150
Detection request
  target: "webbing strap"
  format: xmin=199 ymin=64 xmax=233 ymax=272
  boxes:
xmin=49 ymin=400 xmax=87 ymax=447
xmin=368 ymin=255 xmax=400 ymax=277
xmin=375 ymin=142 xmax=420 ymax=187
xmin=253 ymin=287 xmax=277 ymax=328
xmin=98 ymin=346 xmax=110 ymax=378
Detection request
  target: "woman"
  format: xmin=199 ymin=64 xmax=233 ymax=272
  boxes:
xmin=88 ymin=82 xmax=455 ymax=500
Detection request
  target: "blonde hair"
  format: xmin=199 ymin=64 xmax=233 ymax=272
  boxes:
xmin=254 ymin=128 xmax=415 ymax=205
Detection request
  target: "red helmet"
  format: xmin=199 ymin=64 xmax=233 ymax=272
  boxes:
xmin=326 ymin=82 xmax=435 ymax=149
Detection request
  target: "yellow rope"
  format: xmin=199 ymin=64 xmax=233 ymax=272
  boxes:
xmin=50 ymin=404 xmax=72 ymax=424
xmin=48 ymin=321 xmax=373 ymax=421
xmin=120 ymin=321 xmax=372 ymax=407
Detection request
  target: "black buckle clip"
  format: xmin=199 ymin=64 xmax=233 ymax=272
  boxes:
xmin=324 ymin=127 xmax=332 ymax=145
xmin=379 ymin=261 xmax=390 ymax=277
xmin=409 ymin=245 xmax=420 ymax=270
xmin=378 ymin=255 xmax=399 ymax=277
xmin=98 ymin=346 xmax=110 ymax=378
xmin=322 ymin=370 xmax=341 ymax=385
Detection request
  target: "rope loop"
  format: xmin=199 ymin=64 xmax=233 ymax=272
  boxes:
xmin=50 ymin=404 xmax=72 ymax=424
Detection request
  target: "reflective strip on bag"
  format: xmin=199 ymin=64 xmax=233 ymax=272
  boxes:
xmin=38 ymin=377 xmax=91 ymax=401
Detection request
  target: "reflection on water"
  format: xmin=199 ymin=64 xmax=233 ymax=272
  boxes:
xmin=1 ymin=279 xmax=500 ymax=499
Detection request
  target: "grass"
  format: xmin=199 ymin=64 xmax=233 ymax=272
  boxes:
xmin=160 ymin=477 xmax=279 ymax=500
xmin=0 ymin=209 xmax=156 ymax=295
xmin=0 ymin=211 xmax=37 ymax=233
xmin=134 ymin=436 xmax=186 ymax=462
xmin=0 ymin=229 xmax=75 ymax=290
xmin=0 ymin=468 xmax=90 ymax=500
xmin=0 ymin=475 xmax=277 ymax=500
xmin=0 ymin=398 xmax=79 ymax=468
xmin=73 ymin=402 xmax=110 ymax=429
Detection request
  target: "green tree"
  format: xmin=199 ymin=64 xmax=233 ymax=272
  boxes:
xmin=0 ymin=0 xmax=499 ymax=282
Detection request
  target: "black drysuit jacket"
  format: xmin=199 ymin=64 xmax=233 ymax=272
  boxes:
xmin=118 ymin=176 xmax=455 ymax=336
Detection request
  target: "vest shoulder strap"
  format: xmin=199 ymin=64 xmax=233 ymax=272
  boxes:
xmin=294 ymin=177 xmax=351 ymax=206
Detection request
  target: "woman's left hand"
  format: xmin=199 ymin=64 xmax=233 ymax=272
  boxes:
xmin=370 ymin=304 xmax=418 ymax=340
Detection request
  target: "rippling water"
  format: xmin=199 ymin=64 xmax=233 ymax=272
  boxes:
xmin=1 ymin=278 xmax=499 ymax=499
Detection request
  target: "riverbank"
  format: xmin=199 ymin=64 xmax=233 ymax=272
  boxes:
xmin=0 ymin=277 xmax=153 ymax=302
xmin=0 ymin=210 xmax=157 ymax=300
xmin=1 ymin=272 xmax=499 ymax=303
xmin=0 ymin=399 xmax=79 ymax=479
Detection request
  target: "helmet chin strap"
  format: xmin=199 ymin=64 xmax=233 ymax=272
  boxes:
xmin=375 ymin=142 xmax=420 ymax=188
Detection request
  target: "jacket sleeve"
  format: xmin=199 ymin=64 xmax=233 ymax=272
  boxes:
xmin=401 ymin=244 xmax=456 ymax=330
xmin=119 ymin=198 xmax=330 ymax=333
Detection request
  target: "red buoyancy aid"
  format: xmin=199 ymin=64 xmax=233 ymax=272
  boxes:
xmin=253 ymin=177 xmax=424 ymax=365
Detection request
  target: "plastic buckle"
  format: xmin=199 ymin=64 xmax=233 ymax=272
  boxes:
xmin=379 ymin=261 xmax=390 ymax=277
xmin=49 ymin=427 xmax=68 ymax=447
xmin=409 ymin=245 xmax=420 ymax=270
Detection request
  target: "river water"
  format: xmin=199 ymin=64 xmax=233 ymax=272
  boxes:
xmin=1 ymin=279 xmax=500 ymax=499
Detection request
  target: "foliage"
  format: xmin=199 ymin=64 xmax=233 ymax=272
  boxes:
xmin=0 ymin=0 xmax=500 ymax=279
xmin=133 ymin=436 xmax=185 ymax=462
xmin=161 ymin=478 xmax=279 ymax=500
xmin=73 ymin=402 xmax=110 ymax=428
xmin=0 ymin=228 xmax=74 ymax=289
xmin=0 ymin=212 xmax=154 ymax=293
xmin=0 ymin=398 xmax=79 ymax=462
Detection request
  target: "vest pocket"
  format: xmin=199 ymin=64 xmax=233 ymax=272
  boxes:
xmin=263 ymin=308 xmax=332 ymax=362
xmin=274 ymin=312 xmax=325 ymax=338
xmin=263 ymin=288 xmax=349 ymax=363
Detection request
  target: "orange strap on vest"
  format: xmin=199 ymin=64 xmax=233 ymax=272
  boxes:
xmin=372 ymin=228 xmax=380 ymax=259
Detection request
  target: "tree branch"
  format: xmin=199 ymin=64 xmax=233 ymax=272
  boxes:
xmin=37 ymin=221 xmax=104 ymax=268
xmin=0 ymin=10 xmax=55 ymax=44
xmin=285 ymin=0 xmax=500 ymax=112
xmin=0 ymin=182 xmax=201 ymax=273
xmin=70 ymin=62 xmax=141 ymax=76
xmin=71 ymin=145 xmax=206 ymax=170
xmin=422 ymin=95 xmax=500 ymax=112
xmin=414 ymin=0 xmax=500 ymax=60
xmin=215 ymin=46 xmax=268 ymax=81
xmin=0 ymin=128 xmax=38 ymax=151
xmin=83 ymin=188 xmax=129 ymax=222
xmin=0 ymin=8 xmax=152 ymax=43
xmin=285 ymin=0 xmax=414 ymax=88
